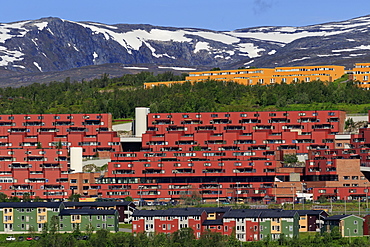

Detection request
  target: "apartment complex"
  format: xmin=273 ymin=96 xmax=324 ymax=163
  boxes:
xmin=1 ymin=109 xmax=370 ymax=204
xmin=0 ymin=202 xmax=121 ymax=233
xmin=351 ymin=63 xmax=370 ymax=88
xmin=133 ymin=207 xmax=370 ymax=241
xmin=133 ymin=208 xmax=303 ymax=241
xmin=144 ymin=65 xmax=345 ymax=88
xmin=0 ymin=113 xmax=120 ymax=200
xmin=144 ymin=63 xmax=370 ymax=89
xmin=96 ymin=109 xmax=370 ymax=203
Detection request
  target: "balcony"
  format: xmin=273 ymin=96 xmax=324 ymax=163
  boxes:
xmin=202 ymin=169 xmax=225 ymax=173
xmin=172 ymin=168 xmax=194 ymax=174
xmin=142 ymin=169 xmax=164 ymax=174
xmin=233 ymin=168 xmax=256 ymax=173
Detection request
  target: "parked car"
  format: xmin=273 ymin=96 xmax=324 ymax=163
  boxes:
xmin=6 ymin=236 xmax=15 ymax=241
xmin=18 ymin=236 xmax=24 ymax=241
xmin=34 ymin=236 xmax=40 ymax=241
xmin=26 ymin=236 xmax=33 ymax=241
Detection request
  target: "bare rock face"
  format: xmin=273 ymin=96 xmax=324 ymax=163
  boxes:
xmin=1 ymin=15 xmax=370 ymax=85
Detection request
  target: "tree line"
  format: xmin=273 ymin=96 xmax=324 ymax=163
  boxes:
xmin=0 ymin=72 xmax=369 ymax=119
xmin=22 ymin=226 xmax=370 ymax=247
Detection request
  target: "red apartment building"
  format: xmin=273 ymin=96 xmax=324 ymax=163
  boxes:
xmin=0 ymin=113 xmax=120 ymax=199
xmin=96 ymin=110 xmax=364 ymax=203
xmin=1 ymin=110 xmax=369 ymax=202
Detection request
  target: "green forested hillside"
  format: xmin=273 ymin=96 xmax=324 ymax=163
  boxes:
xmin=0 ymin=72 xmax=369 ymax=118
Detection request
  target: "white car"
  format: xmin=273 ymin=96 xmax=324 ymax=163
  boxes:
xmin=6 ymin=236 xmax=15 ymax=241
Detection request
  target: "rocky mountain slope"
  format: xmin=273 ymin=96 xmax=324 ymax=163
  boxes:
xmin=1 ymin=16 xmax=370 ymax=86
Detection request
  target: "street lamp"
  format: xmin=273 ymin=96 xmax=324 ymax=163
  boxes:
xmin=365 ymin=182 xmax=368 ymax=213
xmin=301 ymin=182 xmax=305 ymax=210
xmin=357 ymin=195 xmax=361 ymax=216
xmin=236 ymin=182 xmax=240 ymax=205
xmin=291 ymin=183 xmax=295 ymax=210
xmin=138 ymin=186 xmax=143 ymax=207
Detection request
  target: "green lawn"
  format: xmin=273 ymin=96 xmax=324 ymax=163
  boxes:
xmin=119 ymin=224 xmax=132 ymax=229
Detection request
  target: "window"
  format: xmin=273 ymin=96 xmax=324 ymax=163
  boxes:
xmin=354 ymin=220 xmax=358 ymax=225
xmin=272 ymin=225 xmax=280 ymax=231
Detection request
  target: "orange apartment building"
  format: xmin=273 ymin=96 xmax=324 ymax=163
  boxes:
xmin=144 ymin=65 xmax=346 ymax=88
xmin=351 ymin=63 xmax=370 ymax=88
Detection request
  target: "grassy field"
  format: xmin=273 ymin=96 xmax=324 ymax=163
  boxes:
xmin=118 ymin=224 xmax=132 ymax=229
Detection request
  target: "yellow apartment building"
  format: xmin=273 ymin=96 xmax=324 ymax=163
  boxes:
xmin=185 ymin=68 xmax=275 ymax=85
xmin=350 ymin=63 xmax=370 ymax=88
xmin=143 ymin=64 xmax=370 ymax=88
xmin=144 ymin=81 xmax=186 ymax=89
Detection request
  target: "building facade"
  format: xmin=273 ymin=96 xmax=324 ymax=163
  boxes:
xmin=0 ymin=202 xmax=119 ymax=233
xmin=144 ymin=65 xmax=346 ymax=88
xmin=0 ymin=113 xmax=120 ymax=199
xmin=96 ymin=110 xmax=350 ymax=203
xmin=322 ymin=215 xmax=364 ymax=237
xmin=132 ymin=208 xmax=300 ymax=241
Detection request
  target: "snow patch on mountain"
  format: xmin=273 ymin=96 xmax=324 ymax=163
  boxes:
xmin=237 ymin=43 xmax=264 ymax=57
xmin=194 ymin=41 xmax=211 ymax=53
xmin=291 ymin=57 xmax=310 ymax=62
xmin=332 ymin=45 xmax=370 ymax=53
xmin=93 ymin=52 xmax=98 ymax=63
xmin=34 ymin=22 xmax=48 ymax=31
xmin=158 ymin=66 xmax=196 ymax=70
xmin=33 ymin=62 xmax=42 ymax=72
xmin=123 ymin=66 xmax=149 ymax=70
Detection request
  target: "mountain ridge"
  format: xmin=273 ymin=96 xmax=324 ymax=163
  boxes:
xmin=1 ymin=15 xmax=370 ymax=86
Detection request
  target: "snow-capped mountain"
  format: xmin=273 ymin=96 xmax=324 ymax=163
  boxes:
xmin=1 ymin=15 xmax=370 ymax=83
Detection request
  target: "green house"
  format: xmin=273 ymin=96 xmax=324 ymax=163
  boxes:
xmin=59 ymin=209 xmax=119 ymax=233
xmin=259 ymin=210 xmax=300 ymax=240
xmin=0 ymin=202 xmax=61 ymax=233
xmin=322 ymin=215 xmax=364 ymax=237
xmin=0 ymin=202 xmax=119 ymax=233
